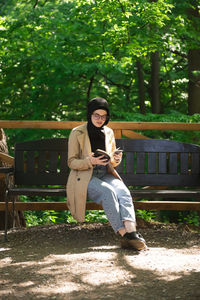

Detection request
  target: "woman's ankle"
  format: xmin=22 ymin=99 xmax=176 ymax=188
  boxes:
xmin=124 ymin=220 xmax=137 ymax=233
xmin=118 ymin=228 xmax=126 ymax=237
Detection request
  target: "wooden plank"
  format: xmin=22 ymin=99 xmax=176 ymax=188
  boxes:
xmin=158 ymin=153 xmax=167 ymax=173
xmin=130 ymin=189 xmax=200 ymax=198
xmin=122 ymin=130 xmax=149 ymax=139
xmin=15 ymin=151 xmax=24 ymax=173
xmin=0 ymin=152 xmax=14 ymax=165
xmin=0 ymin=201 xmax=200 ymax=211
xmin=113 ymin=129 xmax=122 ymax=138
xmin=148 ymin=153 xmax=156 ymax=174
xmin=117 ymin=139 xmax=200 ymax=153
xmin=169 ymin=153 xmax=177 ymax=174
xmin=38 ymin=151 xmax=46 ymax=173
xmin=191 ymin=153 xmax=200 ymax=174
xmin=0 ymin=202 xmax=102 ymax=211
xmin=136 ymin=152 xmax=145 ymax=174
xmin=121 ymin=174 xmax=200 ymax=186
xmin=27 ymin=151 xmax=35 ymax=173
xmin=126 ymin=152 xmax=134 ymax=174
xmin=60 ymin=151 xmax=68 ymax=174
xmin=1 ymin=120 xmax=200 ymax=131
xmin=49 ymin=152 xmax=58 ymax=173
xmin=0 ymin=121 xmax=83 ymax=129
xmin=133 ymin=201 xmax=200 ymax=211
xmin=180 ymin=153 xmax=189 ymax=174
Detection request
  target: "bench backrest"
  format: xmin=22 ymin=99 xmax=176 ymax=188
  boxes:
xmin=14 ymin=138 xmax=69 ymax=185
xmin=116 ymin=139 xmax=200 ymax=186
xmin=14 ymin=138 xmax=200 ymax=187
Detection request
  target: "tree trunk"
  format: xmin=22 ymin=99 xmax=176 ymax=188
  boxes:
xmin=188 ymin=49 xmax=200 ymax=114
xmin=136 ymin=60 xmax=146 ymax=114
xmin=150 ymin=51 xmax=161 ymax=114
xmin=187 ymin=1 xmax=200 ymax=115
xmin=0 ymin=129 xmax=26 ymax=230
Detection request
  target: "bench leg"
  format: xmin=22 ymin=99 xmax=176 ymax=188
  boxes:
xmin=4 ymin=190 xmax=9 ymax=242
xmin=12 ymin=196 xmax=15 ymax=228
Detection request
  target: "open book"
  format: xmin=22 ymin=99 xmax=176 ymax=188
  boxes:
xmin=93 ymin=148 xmax=123 ymax=161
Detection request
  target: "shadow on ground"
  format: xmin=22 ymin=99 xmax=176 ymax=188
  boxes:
xmin=0 ymin=222 xmax=200 ymax=300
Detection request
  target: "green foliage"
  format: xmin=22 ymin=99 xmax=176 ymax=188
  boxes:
xmin=24 ymin=210 xmax=58 ymax=227
xmin=178 ymin=211 xmax=200 ymax=227
xmin=85 ymin=210 xmax=108 ymax=223
xmin=112 ymin=111 xmax=200 ymax=145
xmin=1 ymin=0 xmax=200 ymax=228
xmin=1 ymin=0 xmax=200 ymax=120
xmin=159 ymin=210 xmax=200 ymax=227
xmin=24 ymin=209 xmax=108 ymax=226
xmin=136 ymin=210 xmax=156 ymax=222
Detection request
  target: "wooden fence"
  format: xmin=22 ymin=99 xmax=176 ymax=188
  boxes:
xmin=1 ymin=120 xmax=200 ymax=138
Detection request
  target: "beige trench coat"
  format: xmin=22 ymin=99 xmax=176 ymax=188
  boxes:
xmin=66 ymin=123 xmax=121 ymax=222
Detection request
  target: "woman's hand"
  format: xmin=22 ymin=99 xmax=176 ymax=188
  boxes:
xmin=113 ymin=152 xmax=122 ymax=164
xmin=89 ymin=153 xmax=110 ymax=166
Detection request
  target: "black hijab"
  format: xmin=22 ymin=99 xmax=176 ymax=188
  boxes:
xmin=87 ymin=97 xmax=110 ymax=152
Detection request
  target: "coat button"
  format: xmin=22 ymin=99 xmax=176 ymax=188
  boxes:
xmin=77 ymin=178 xmax=80 ymax=181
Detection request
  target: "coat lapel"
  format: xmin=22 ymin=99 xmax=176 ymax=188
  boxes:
xmin=77 ymin=124 xmax=91 ymax=156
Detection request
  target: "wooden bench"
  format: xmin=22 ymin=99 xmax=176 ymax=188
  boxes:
xmin=0 ymin=137 xmax=200 ymax=241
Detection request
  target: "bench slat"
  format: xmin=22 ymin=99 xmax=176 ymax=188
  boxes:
xmin=27 ymin=151 xmax=35 ymax=173
xmin=126 ymin=152 xmax=134 ymax=174
xmin=136 ymin=152 xmax=145 ymax=173
xmin=8 ymin=188 xmax=66 ymax=197
xmin=1 ymin=201 xmax=200 ymax=211
xmin=158 ymin=153 xmax=167 ymax=174
xmin=38 ymin=151 xmax=46 ymax=173
xmin=60 ymin=151 xmax=68 ymax=174
xmin=49 ymin=151 xmax=58 ymax=173
xmin=169 ymin=153 xmax=177 ymax=174
xmin=15 ymin=151 xmax=24 ymax=173
xmin=131 ymin=189 xmax=200 ymax=198
xmin=7 ymin=187 xmax=200 ymax=198
xmin=180 ymin=153 xmax=189 ymax=174
xmin=121 ymin=174 xmax=200 ymax=186
xmin=191 ymin=153 xmax=200 ymax=174
xmin=148 ymin=153 xmax=156 ymax=174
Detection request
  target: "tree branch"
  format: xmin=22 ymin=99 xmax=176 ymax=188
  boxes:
xmin=33 ymin=0 xmax=39 ymax=9
xmin=100 ymin=72 xmax=131 ymax=90
xmin=87 ymin=75 xmax=95 ymax=101
xmin=117 ymin=0 xmax=125 ymax=13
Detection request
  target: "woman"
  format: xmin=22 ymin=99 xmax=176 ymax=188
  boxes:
xmin=67 ymin=97 xmax=147 ymax=250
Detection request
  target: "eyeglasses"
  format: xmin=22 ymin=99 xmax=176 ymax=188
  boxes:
xmin=92 ymin=113 xmax=108 ymax=121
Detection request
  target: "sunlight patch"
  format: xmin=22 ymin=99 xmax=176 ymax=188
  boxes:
xmin=82 ymin=270 xmax=133 ymax=286
xmin=30 ymin=282 xmax=80 ymax=294
xmin=0 ymin=257 xmax=12 ymax=264
xmin=18 ymin=281 xmax=34 ymax=287
xmin=0 ymin=248 xmax=11 ymax=252
xmin=89 ymin=245 xmax=119 ymax=250
xmin=125 ymin=247 xmax=200 ymax=275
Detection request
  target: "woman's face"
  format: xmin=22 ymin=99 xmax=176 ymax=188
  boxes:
xmin=91 ymin=109 xmax=108 ymax=128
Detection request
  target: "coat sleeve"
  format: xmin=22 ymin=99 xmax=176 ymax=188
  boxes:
xmin=68 ymin=130 xmax=93 ymax=170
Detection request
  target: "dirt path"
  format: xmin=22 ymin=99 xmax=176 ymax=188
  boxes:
xmin=0 ymin=221 xmax=200 ymax=300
